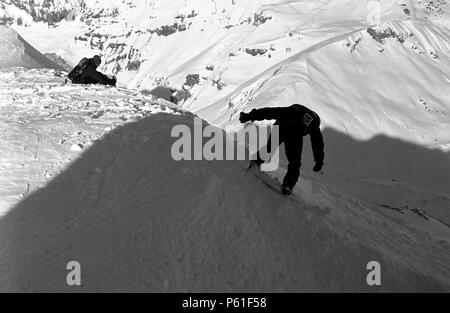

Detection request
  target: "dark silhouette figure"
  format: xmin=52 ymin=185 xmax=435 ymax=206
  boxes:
xmin=240 ymin=104 xmax=324 ymax=195
xmin=68 ymin=55 xmax=116 ymax=86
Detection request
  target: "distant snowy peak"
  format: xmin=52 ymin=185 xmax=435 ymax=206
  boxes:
xmin=0 ymin=0 xmax=81 ymax=25
xmin=0 ymin=25 xmax=64 ymax=69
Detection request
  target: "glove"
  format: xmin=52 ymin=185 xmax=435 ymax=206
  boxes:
xmin=313 ymin=162 xmax=323 ymax=172
xmin=110 ymin=76 xmax=117 ymax=87
xmin=239 ymin=112 xmax=251 ymax=123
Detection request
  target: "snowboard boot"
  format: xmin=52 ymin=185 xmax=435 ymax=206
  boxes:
xmin=281 ymin=185 xmax=293 ymax=195
xmin=248 ymin=159 xmax=264 ymax=170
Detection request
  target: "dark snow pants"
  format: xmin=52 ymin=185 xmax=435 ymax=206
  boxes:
xmin=257 ymin=127 xmax=303 ymax=188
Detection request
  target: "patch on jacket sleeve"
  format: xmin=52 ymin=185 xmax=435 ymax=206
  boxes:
xmin=303 ymin=113 xmax=314 ymax=126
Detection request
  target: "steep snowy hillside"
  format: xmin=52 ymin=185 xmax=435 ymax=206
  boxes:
xmin=0 ymin=68 xmax=449 ymax=292
xmin=0 ymin=0 xmax=85 ymax=27
xmin=203 ymin=16 xmax=450 ymax=224
xmin=0 ymin=67 xmax=179 ymax=214
xmin=0 ymin=25 xmax=64 ymax=69
xmin=0 ymin=0 xmax=449 ymax=292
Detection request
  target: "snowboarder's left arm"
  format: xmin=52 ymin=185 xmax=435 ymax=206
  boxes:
xmin=310 ymin=127 xmax=324 ymax=168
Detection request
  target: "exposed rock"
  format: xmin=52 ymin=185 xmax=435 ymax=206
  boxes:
xmin=245 ymin=48 xmax=268 ymax=56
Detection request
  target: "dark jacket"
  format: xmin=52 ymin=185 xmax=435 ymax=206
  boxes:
xmin=246 ymin=104 xmax=324 ymax=164
xmin=68 ymin=58 xmax=116 ymax=86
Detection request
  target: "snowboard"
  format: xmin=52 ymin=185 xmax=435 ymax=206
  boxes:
xmin=240 ymin=161 xmax=299 ymax=200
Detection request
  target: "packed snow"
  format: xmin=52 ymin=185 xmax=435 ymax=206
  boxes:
xmin=0 ymin=0 xmax=449 ymax=292
xmin=0 ymin=67 xmax=178 ymax=215
xmin=0 ymin=25 xmax=65 ymax=69
xmin=0 ymin=68 xmax=449 ymax=292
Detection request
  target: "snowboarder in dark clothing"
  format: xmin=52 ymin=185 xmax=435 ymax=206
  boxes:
xmin=239 ymin=104 xmax=324 ymax=195
xmin=67 ymin=55 xmax=116 ymax=86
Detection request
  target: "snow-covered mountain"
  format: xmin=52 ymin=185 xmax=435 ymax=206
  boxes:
xmin=3 ymin=1 xmax=449 ymax=143
xmin=0 ymin=25 xmax=65 ymax=69
xmin=0 ymin=0 xmax=449 ymax=292
xmin=3 ymin=0 xmax=448 ymax=228
xmin=0 ymin=68 xmax=449 ymax=292
xmin=0 ymin=0 xmax=79 ymax=25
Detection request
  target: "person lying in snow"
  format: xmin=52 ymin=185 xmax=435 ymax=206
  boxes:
xmin=67 ymin=55 xmax=116 ymax=86
xmin=239 ymin=104 xmax=325 ymax=195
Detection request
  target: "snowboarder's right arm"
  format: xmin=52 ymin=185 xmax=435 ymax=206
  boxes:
xmin=240 ymin=106 xmax=301 ymax=123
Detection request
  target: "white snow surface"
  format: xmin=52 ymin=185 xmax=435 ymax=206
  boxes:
xmin=0 ymin=25 xmax=65 ymax=69
xmin=0 ymin=67 xmax=449 ymax=292
xmin=0 ymin=0 xmax=449 ymax=291
xmin=5 ymin=1 xmax=450 ymax=150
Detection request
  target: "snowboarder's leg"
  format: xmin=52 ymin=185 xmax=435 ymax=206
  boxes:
xmin=254 ymin=129 xmax=284 ymax=166
xmin=282 ymin=136 xmax=303 ymax=192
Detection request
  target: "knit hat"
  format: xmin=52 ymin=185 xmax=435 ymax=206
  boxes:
xmin=93 ymin=55 xmax=102 ymax=66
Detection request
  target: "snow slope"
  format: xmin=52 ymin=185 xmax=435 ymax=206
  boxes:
xmin=0 ymin=0 xmax=449 ymax=291
xmin=0 ymin=25 xmax=65 ymax=69
xmin=202 ymin=16 xmax=450 ymax=228
xmin=0 ymin=69 xmax=449 ymax=292
xmin=4 ymin=1 xmax=423 ymax=87
xmin=6 ymin=1 xmax=449 ymax=145
xmin=6 ymin=1 xmax=449 ymax=148
xmin=0 ymin=67 xmax=178 ymax=214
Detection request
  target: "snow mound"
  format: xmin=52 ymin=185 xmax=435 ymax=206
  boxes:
xmin=0 ymin=25 xmax=64 ymax=69
xmin=0 ymin=111 xmax=449 ymax=292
